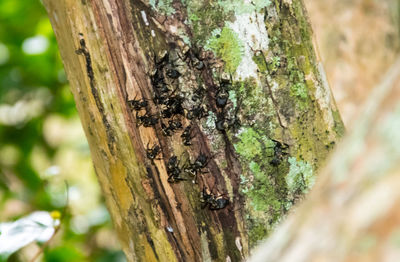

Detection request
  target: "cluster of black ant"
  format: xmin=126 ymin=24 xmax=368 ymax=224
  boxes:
xmin=127 ymin=49 xmax=233 ymax=210
xmin=164 ymin=152 xmax=228 ymax=210
xmin=149 ymin=51 xmax=210 ymax=143
xmin=150 ymin=50 xmax=213 ymax=148
xmin=127 ymin=48 xmax=293 ymax=211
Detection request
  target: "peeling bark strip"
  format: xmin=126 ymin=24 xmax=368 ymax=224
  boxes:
xmin=43 ymin=0 xmax=344 ymax=261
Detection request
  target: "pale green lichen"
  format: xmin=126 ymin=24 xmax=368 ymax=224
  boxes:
xmin=240 ymin=174 xmax=249 ymax=185
xmin=286 ymin=157 xmax=314 ymax=194
xmin=249 ymin=161 xmax=261 ymax=177
xmin=269 ymin=56 xmax=281 ymax=74
xmin=182 ymin=1 xmax=227 ymax=44
xmin=206 ymin=27 xmax=244 ymax=73
xmin=290 ymin=82 xmax=308 ymax=100
xmin=204 ymin=111 xmax=217 ymax=130
xmin=234 ymin=128 xmax=263 ymax=160
xmin=228 ymin=90 xmax=238 ymax=107
xmin=149 ymin=0 xmax=175 ymax=16
xmin=246 ymin=161 xmax=281 ymax=212
xmin=216 ymin=0 xmax=271 ymax=15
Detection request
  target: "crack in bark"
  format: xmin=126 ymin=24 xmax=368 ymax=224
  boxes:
xmin=76 ymin=33 xmax=116 ymax=152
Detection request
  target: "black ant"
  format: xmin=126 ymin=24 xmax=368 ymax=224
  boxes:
xmin=215 ymin=112 xmax=240 ymax=132
xmin=192 ymin=46 xmax=206 ymax=70
xmin=181 ymin=125 xmax=194 ymax=146
xmin=184 ymin=152 xmax=209 ymax=181
xmin=161 ymin=119 xmax=182 ymax=136
xmin=136 ymin=111 xmax=158 ymax=127
xmin=154 ymin=52 xmax=169 ymax=68
xmin=150 ymin=69 xmax=171 ymax=106
xmin=269 ymin=139 xmax=289 ymax=166
xmin=151 ymin=68 xmax=165 ymax=86
xmin=192 ymin=152 xmax=209 ymax=170
xmin=166 ymin=68 xmax=181 ymax=79
xmin=215 ymin=115 xmax=228 ymax=132
xmin=146 ymin=143 xmax=162 ymax=160
xmin=191 ymin=57 xmax=204 ymax=70
xmin=215 ymin=99 xmax=241 ymax=132
xmin=200 ymin=187 xmax=229 ymax=210
xmin=167 ymin=155 xmax=186 ymax=183
xmin=155 ymin=82 xmax=170 ymax=94
xmin=160 ymin=108 xmax=173 ymax=119
xmin=153 ymin=91 xmax=169 ymax=105
xmin=186 ymin=104 xmax=208 ymax=120
xmin=151 ymin=52 xmax=170 ymax=98
xmin=161 ymin=122 xmax=173 ymax=136
xmin=161 ymin=95 xmax=185 ymax=117
xmin=128 ymin=95 xmax=148 ymax=111
xmin=180 ymin=46 xmax=205 ymax=70
xmin=215 ymin=78 xmax=232 ymax=109
xmin=215 ymin=86 xmax=229 ymax=109
xmin=220 ymin=75 xmax=232 ymax=87
xmin=191 ymin=85 xmax=206 ymax=102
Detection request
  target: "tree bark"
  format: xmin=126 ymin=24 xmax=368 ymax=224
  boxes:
xmin=250 ymin=57 xmax=400 ymax=262
xmin=42 ymin=0 xmax=344 ymax=261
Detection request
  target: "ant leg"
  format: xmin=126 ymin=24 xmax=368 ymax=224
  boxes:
xmin=191 ymin=172 xmax=198 ymax=184
xmin=176 ymin=176 xmax=187 ymax=182
xmin=215 ymin=192 xmax=228 ymax=198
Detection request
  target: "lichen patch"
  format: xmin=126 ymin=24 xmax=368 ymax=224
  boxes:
xmin=228 ymin=12 xmax=270 ymax=79
xmin=286 ymin=157 xmax=314 ymax=194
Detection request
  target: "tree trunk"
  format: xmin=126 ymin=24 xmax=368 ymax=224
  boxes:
xmin=250 ymin=57 xmax=400 ymax=262
xmin=42 ymin=0 xmax=344 ymax=261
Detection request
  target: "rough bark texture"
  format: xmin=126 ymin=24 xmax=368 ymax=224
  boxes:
xmin=43 ymin=0 xmax=343 ymax=261
xmin=250 ymin=57 xmax=400 ymax=262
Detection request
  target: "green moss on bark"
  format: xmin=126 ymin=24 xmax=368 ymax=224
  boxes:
xmin=206 ymin=27 xmax=244 ymax=73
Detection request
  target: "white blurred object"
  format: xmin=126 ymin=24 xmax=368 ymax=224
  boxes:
xmin=44 ymin=165 xmax=61 ymax=177
xmin=22 ymin=35 xmax=49 ymax=55
xmin=0 ymin=211 xmax=59 ymax=260
xmin=0 ymin=87 xmax=52 ymax=126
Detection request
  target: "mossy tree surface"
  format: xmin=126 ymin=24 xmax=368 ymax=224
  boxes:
xmin=43 ymin=0 xmax=344 ymax=261
xmin=250 ymin=58 xmax=400 ymax=262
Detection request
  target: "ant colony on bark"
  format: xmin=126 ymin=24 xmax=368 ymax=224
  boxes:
xmin=123 ymin=45 xmax=290 ymax=211
xmin=75 ymin=33 xmax=292 ymax=212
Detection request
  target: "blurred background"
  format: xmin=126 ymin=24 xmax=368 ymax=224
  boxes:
xmin=0 ymin=0 xmax=399 ymax=261
xmin=0 ymin=0 xmax=124 ymax=261
xmin=305 ymin=0 xmax=400 ymax=126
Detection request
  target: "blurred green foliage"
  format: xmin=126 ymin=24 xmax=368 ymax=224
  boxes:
xmin=0 ymin=0 xmax=124 ymax=261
